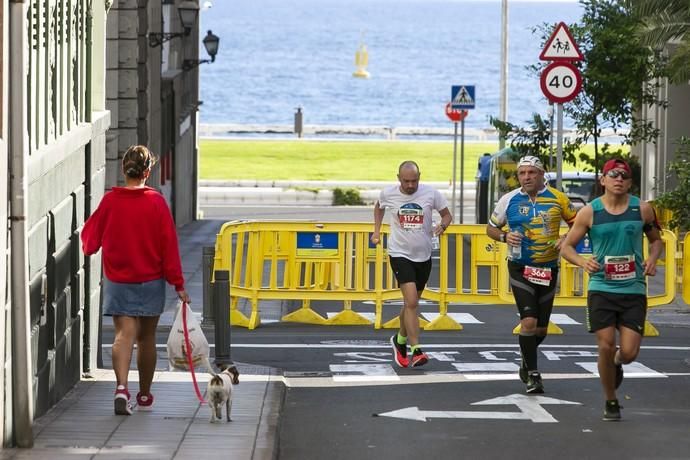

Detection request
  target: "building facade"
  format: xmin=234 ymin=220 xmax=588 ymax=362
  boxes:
xmin=3 ymin=0 xmax=110 ymax=447
xmin=2 ymin=0 xmax=202 ymax=447
xmin=106 ymin=0 xmax=201 ymax=225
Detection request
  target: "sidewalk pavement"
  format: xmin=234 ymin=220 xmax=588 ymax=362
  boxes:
xmin=0 ymin=219 xmax=284 ymax=460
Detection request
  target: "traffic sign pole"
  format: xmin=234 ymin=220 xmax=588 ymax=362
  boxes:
xmin=460 ymin=118 xmax=465 ymax=224
xmin=447 ymin=85 xmax=474 ymax=222
xmin=556 ymin=103 xmax=563 ymax=191
xmin=538 ymin=21 xmax=582 ymax=188
xmin=451 ymin=122 xmax=458 ymax=219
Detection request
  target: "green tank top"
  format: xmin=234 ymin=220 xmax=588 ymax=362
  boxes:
xmin=588 ymin=195 xmax=646 ymax=295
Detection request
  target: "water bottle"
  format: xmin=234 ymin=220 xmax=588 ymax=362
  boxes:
xmin=509 ymin=228 xmax=522 ymax=260
xmin=431 ymin=221 xmax=440 ymax=250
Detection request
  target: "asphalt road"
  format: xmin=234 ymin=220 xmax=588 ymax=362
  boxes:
xmin=234 ymin=305 xmax=690 ymax=460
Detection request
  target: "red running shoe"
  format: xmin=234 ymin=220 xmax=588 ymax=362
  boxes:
xmin=410 ymin=349 xmax=428 ymax=368
xmin=136 ymin=392 xmax=155 ymax=411
xmin=390 ymin=334 xmax=409 ymax=368
xmin=114 ymin=385 xmax=133 ymax=415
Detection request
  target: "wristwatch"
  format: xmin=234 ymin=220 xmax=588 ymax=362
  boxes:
xmin=499 ymin=232 xmax=507 ymax=243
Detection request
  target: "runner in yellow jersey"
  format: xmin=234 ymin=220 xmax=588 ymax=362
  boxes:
xmin=486 ymin=156 xmax=577 ymax=393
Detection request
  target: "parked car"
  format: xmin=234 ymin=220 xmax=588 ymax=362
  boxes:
xmin=544 ymin=171 xmax=597 ymax=209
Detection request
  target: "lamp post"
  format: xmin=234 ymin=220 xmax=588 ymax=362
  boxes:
xmin=149 ymin=1 xmax=200 ymax=47
xmin=183 ymin=30 xmax=220 ymax=71
xmin=499 ymin=0 xmax=508 ymax=149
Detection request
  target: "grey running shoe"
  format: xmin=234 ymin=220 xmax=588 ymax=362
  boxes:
xmin=526 ymin=371 xmax=544 ymax=394
xmin=519 ymin=358 xmax=528 ymax=384
xmin=615 ymin=363 xmax=624 ymax=389
xmin=603 ymin=399 xmax=621 ymax=421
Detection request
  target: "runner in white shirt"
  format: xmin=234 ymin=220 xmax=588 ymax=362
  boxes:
xmin=371 ymin=161 xmax=453 ymax=367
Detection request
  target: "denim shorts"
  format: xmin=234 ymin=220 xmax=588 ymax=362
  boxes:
xmin=103 ymin=277 xmax=166 ymax=317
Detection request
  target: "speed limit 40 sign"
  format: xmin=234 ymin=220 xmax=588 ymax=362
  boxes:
xmin=540 ymin=61 xmax=582 ymax=104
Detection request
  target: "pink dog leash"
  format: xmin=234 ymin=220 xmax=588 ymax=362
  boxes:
xmin=181 ymin=301 xmax=207 ymax=404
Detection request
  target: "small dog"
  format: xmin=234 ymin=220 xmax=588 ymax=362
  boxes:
xmin=207 ymin=364 xmax=240 ymax=423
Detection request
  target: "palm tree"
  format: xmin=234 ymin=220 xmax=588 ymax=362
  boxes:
xmin=631 ymin=0 xmax=690 ymax=83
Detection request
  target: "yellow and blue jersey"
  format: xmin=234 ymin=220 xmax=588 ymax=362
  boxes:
xmin=490 ymin=185 xmax=577 ymax=267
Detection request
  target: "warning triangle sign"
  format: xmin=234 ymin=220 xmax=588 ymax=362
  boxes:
xmin=539 ymin=22 xmax=583 ymax=61
xmin=453 ymin=87 xmax=473 ymax=105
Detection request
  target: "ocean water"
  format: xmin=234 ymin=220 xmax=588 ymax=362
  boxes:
xmin=199 ymin=0 xmax=582 ymax=129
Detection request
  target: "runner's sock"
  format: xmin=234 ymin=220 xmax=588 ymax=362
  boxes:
xmin=396 ymin=334 xmax=407 ymax=346
xmin=519 ymin=333 xmax=538 ymax=371
xmin=536 ymin=335 xmax=546 ymax=347
xmin=410 ymin=344 xmax=421 ymax=354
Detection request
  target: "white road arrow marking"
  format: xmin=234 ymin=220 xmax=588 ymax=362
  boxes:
xmin=472 ymin=393 xmax=581 ymax=423
xmin=377 ymin=407 xmax=531 ymax=422
xmin=377 ymin=393 xmax=581 ymax=423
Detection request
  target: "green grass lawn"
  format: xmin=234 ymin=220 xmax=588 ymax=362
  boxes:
xmin=199 ymin=139 xmax=609 ymax=183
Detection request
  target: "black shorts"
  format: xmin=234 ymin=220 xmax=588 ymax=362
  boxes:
xmin=389 ymin=256 xmax=432 ymax=292
xmin=587 ymin=291 xmax=647 ymax=334
xmin=508 ymin=261 xmax=559 ymax=328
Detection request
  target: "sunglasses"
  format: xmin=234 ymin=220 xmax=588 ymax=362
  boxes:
xmin=605 ymin=169 xmax=631 ymax=180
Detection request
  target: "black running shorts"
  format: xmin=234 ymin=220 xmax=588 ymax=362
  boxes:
xmin=508 ymin=261 xmax=559 ymax=327
xmin=586 ymin=291 xmax=647 ymax=334
xmin=389 ymin=256 xmax=432 ymax=292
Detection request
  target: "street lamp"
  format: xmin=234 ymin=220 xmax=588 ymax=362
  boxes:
xmin=183 ymin=30 xmax=220 ymax=71
xmin=149 ymin=1 xmax=201 ymax=48
xmin=499 ymin=0 xmax=509 ymax=149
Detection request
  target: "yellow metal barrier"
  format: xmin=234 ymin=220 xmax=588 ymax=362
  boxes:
xmin=214 ymin=221 xmax=403 ymax=329
xmin=682 ymin=233 xmax=690 ymax=306
xmin=421 ymin=225 xmax=507 ymax=331
xmin=214 ymin=221 xmax=677 ymax=333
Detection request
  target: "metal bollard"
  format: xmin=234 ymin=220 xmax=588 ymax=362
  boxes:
xmin=212 ymin=269 xmax=232 ymax=365
xmin=294 ymin=106 xmax=303 ymax=138
xmin=201 ymin=246 xmax=215 ymax=328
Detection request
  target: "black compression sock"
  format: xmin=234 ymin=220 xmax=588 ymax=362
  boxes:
xmin=536 ymin=335 xmax=546 ymax=347
xmin=519 ymin=334 xmax=538 ymax=371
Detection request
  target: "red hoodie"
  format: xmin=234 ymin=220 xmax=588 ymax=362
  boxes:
xmin=81 ymin=186 xmax=185 ymax=292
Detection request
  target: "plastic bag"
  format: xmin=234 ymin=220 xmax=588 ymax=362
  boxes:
xmin=166 ymin=301 xmax=212 ymax=372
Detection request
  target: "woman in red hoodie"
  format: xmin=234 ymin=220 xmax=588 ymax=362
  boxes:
xmin=82 ymin=145 xmax=190 ymax=415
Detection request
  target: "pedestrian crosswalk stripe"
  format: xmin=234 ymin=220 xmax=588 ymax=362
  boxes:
xmin=575 ymin=361 xmax=666 ymax=378
xmin=452 ymin=362 xmax=520 ymax=372
xmin=330 ymin=364 xmax=400 ymax=382
xmin=422 ymin=312 xmax=484 ymax=324
xmin=550 ymin=314 xmax=581 ymax=325
xmin=325 ymin=311 xmax=573 ymax=326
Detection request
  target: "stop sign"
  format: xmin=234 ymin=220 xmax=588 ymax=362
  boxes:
xmin=445 ymin=103 xmax=468 ymax=122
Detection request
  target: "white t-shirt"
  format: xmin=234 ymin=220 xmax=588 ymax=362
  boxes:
xmin=378 ymin=184 xmax=449 ymax=262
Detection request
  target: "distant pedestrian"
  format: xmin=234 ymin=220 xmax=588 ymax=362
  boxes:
xmin=486 ymin=155 xmax=577 ymax=393
xmin=371 ymin=161 xmax=452 ymax=368
xmin=560 ymin=158 xmax=662 ymax=421
xmin=82 ymin=145 xmax=190 ymax=415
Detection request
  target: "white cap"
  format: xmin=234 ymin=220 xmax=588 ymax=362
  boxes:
xmin=517 ymin=155 xmax=545 ymax=172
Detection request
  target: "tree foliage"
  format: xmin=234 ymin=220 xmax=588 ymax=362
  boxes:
xmin=653 ymin=137 xmax=690 ymax=232
xmin=494 ymin=0 xmax=667 ymax=174
xmin=490 ymin=113 xmax=580 ymax=170
xmin=630 ymin=0 xmax=690 ymax=84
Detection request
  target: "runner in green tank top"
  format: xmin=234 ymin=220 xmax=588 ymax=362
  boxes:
xmin=561 ymin=159 xmax=662 ymax=422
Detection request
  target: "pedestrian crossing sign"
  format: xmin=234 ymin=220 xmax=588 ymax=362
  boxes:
xmin=451 ymin=85 xmax=475 ymax=110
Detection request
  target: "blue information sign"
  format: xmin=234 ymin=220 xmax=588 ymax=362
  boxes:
xmin=451 ymin=85 xmax=476 ymax=110
xmin=296 ymin=232 xmax=339 ymax=257
xmin=575 ymin=234 xmax=593 ymax=255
